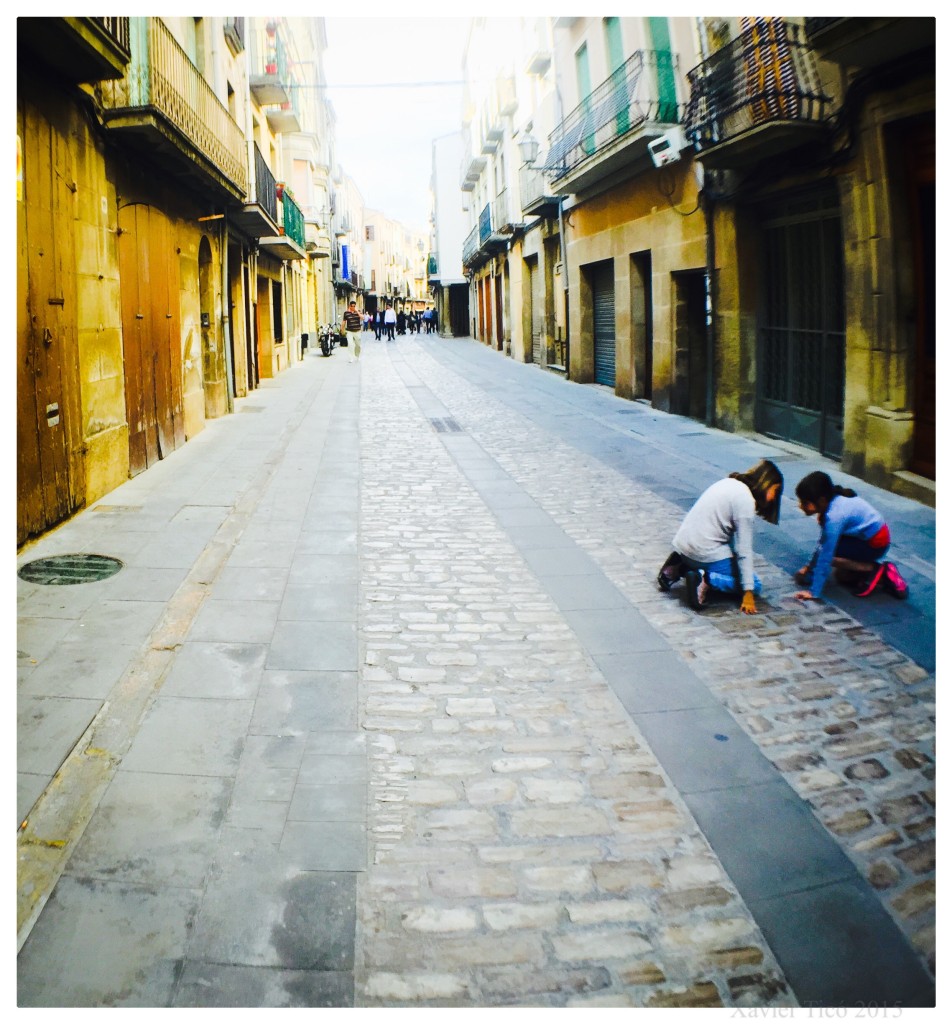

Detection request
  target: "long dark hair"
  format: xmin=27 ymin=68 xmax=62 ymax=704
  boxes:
xmin=795 ymin=471 xmax=857 ymax=524
xmin=730 ymin=459 xmax=784 ymax=524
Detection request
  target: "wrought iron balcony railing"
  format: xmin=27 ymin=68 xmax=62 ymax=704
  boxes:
xmin=545 ymin=49 xmax=681 ymax=179
xmin=280 ymin=190 xmax=306 ymax=249
xmin=223 ymin=17 xmax=244 ymax=55
xmin=685 ymin=19 xmax=829 ymax=155
xmin=493 ymin=188 xmax=521 ymax=234
xmin=90 ymin=17 xmax=131 ymax=56
xmin=97 ymin=17 xmax=248 ymax=196
xmin=253 ymin=143 xmax=278 ymax=222
xmin=20 ymin=16 xmax=131 ymax=83
xmin=519 ymin=164 xmax=561 ymax=217
xmin=462 ymin=224 xmax=479 ymax=266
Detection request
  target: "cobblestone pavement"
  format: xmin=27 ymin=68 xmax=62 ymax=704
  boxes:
xmin=355 ymin=338 xmax=934 ymax=1007
xmin=16 ymin=334 xmax=935 ymax=1008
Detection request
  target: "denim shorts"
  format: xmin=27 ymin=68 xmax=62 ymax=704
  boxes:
xmin=679 ymin=554 xmax=762 ymax=595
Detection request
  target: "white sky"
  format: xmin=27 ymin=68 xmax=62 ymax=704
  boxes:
xmin=323 ymin=17 xmax=471 ymax=232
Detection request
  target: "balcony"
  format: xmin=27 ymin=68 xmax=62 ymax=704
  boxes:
xmin=302 ymin=207 xmax=332 ymax=258
xmin=519 ymin=165 xmax=561 ymax=217
xmin=97 ymin=18 xmax=247 ymax=202
xmin=230 ymin=143 xmax=279 ymax=238
xmin=492 ymin=188 xmax=523 ymax=235
xmin=482 ymin=123 xmax=503 ymax=154
xmin=259 ymin=188 xmax=306 ymax=260
xmin=685 ymin=20 xmax=830 ymax=171
xmin=462 ymin=224 xmax=479 ymax=268
xmin=545 ymin=49 xmax=683 ymax=194
xmin=19 ymin=17 xmax=131 ymax=83
xmin=249 ymin=21 xmax=290 ymax=106
xmin=223 ymin=17 xmax=245 ymax=56
xmin=427 ymin=253 xmax=439 ymax=279
xmin=267 ymin=88 xmax=302 ymax=135
xmin=461 ymin=152 xmax=487 ymax=190
xmin=805 ymin=17 xmax=934 ymax=70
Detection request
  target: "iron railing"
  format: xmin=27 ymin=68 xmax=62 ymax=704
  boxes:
xmin=90 ymin=17 xmax=131 ymax=57
xmin=546 ymin=49 xmax=681 ymax=178
xmin=253 ymin=143 xmax=278 ymax=222
xmin=251 ymin=20 xmax=289 ymax=80
xmin=477 ymin=202 xmax=493 ymax=246
xmin=462 ymin=224 xmax=479 ymax=266
xmin=98 ymin=17 xmax=248 ymax=194
xmin=223 ymin=16 xmax=244 ymax=54
xmin=685 ymin=20 xmax=828 ymax=151
xmin=493 ymin=188 xmax=516 ymax=232
xmin=281 ymin=190 xmax=305 ymax=248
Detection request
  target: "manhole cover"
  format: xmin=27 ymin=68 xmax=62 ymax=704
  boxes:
xmin=18 ymin=553 xmax=124 ymax=585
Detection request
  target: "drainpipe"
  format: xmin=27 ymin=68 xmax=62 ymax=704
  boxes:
xmin=221 ymin=213 xmax=234 ymax=413
xmin=557 ymin=195 xmax=569 ymax=375
xmin=704 ymin=182 xmax=715 ymax=427
xmin=696 ymin=17 xmax=715 ymax=427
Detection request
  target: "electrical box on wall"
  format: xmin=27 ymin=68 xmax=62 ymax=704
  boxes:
xmin=648 ymin=126 xmax=687 ymax=168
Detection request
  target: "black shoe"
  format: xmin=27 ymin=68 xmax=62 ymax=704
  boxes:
xmin=657 ymin=551 xmax=683 ymax=592
xmin=684 ymin=569 xmax=706 ymax=611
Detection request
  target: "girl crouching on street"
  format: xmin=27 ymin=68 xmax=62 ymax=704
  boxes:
xmin=657 ymin=459 xmax=784 ymax=615
xmin=793 ymin=471 xmax=908 ymax=601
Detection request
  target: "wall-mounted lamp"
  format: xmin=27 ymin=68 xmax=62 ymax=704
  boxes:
xmin=518 ymin=132 xmax=541 ymax=167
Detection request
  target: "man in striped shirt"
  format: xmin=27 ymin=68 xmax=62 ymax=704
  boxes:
xmin=341 ymin=300 xmax=362 ymax=362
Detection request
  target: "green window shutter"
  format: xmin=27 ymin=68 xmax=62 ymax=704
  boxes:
xmin=647 ymin=17 xmax=678 ymax=123
xmin=604 ymin=16 xmax=630 ymax=136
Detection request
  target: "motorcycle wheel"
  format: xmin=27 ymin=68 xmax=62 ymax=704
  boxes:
xmin=321 ymin=337 xmax=331 ymax=356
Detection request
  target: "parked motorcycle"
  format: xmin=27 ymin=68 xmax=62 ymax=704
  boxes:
xmin=319 ymin=323 xmax=337 ymax=357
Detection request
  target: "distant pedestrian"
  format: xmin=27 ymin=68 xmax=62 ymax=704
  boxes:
xmin=384 ymin=303 xmax=396 ymax=341
xmin=341 ymin=300 xmax=362 ymax=362
xmin=375 ymin=309 xmax=384 ymax=340
xmin=397 ymin=309 xmax=407 ymax=335
xmin=657 ymin=459 xmax=784 ymax=614
xmin=793 ymin=471 xmax=908 ymax=600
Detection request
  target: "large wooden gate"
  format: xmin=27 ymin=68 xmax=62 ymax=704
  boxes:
xmin=118 ymin=204 xmax=185 ymax=475
xmin=17 ymin=100 xmax=85 ymax=545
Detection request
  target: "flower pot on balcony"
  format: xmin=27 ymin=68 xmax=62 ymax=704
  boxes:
xmin=276 ymin=182 xmax=285 ymax=200
xmin=265 ymin=62 xmax=277 ymax=75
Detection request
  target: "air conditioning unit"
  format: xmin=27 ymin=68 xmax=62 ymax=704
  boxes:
xmin=648 ymin=126 xmax=687 ymax=168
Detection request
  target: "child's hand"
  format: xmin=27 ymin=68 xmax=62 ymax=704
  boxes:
xmin=740 ymin=591 xmax=758 ymax=615
xmin=794 ymin=590 xmax=817 ymax=601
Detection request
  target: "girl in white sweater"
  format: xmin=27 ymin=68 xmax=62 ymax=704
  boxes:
xmin=657 ymin=460 xmax=784 ymax=615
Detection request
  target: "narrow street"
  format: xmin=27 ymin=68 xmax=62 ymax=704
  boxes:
xmin=17 ymin=334 xmax=935 ymax=1008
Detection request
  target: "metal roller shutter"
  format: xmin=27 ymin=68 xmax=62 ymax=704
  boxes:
xmin=593 ymin=263 xmax=616 ymax=387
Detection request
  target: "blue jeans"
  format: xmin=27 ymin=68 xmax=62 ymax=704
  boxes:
xmin=681 ymin=555 xmax=762 ymax=595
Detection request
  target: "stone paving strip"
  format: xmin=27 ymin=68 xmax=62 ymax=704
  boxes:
xmin=405 ymin=341 xmax=936 ymax=983
xmin=356 ymin=348 xmax=797 ymax=1008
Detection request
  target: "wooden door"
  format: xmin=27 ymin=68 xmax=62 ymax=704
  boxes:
xmin=494 ymin=272 xmax=504 ymax=351
xmin=17 ymin=101 xmax=85 ymax=544
xmin=118 ymin=204 xmax=184 ymax=475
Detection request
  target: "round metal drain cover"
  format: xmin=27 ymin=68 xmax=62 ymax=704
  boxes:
xmin=18 ymin=553 xmax=124 ymax=585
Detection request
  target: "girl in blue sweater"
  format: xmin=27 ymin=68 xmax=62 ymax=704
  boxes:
xmin=793 ymin=472 xmax=908 ymax=600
